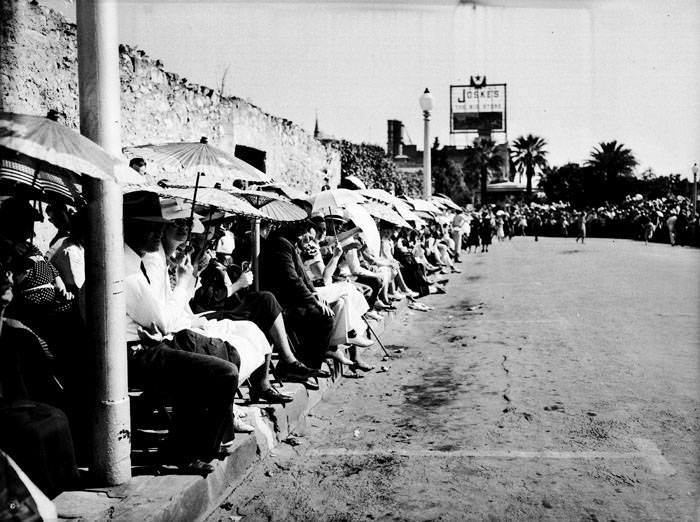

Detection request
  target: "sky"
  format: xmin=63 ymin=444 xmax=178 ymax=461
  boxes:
xmin=42 ymin=0 xmax=700 ymax=178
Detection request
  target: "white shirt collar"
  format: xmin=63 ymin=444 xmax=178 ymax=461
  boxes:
xmin=124 ymin=245 xmax=142 ymax=277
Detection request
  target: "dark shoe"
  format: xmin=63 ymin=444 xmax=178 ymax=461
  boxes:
xmin=249 ymin=387 xmax=294 ymax=404
xmin=350 ymin=360 xmax=375 ymax=372
xmin=308 ymin=367 xmax=331 ymax=378
xmin=178 ymin=459 xmax=214 ymax=476
xmin=277 ymin=360 xmax=314 ymax=381
xmin=301 ymin=378 xmax=320 ymax=391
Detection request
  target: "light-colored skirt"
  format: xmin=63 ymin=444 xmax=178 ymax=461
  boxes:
xmin=316 ymin=282 xmax=370 ymax=345
xmin=195 ymin=319 xmax=272 ymax=382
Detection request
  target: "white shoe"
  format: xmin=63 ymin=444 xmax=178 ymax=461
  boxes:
xmin=325 ymin=349 xmax=354 ymax=365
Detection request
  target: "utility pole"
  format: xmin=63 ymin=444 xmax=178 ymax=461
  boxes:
xmin=76 ymin=0 xmax=131 ymax=485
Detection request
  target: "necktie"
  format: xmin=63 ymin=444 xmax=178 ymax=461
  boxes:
xmin=140 ymin=261 xmax=151 ymax=285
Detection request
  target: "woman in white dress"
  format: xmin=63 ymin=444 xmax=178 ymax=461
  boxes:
xmin=139 ymin=205 xmax=290 ymax=406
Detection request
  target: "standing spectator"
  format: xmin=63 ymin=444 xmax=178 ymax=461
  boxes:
xmin=531 ymin=212 xmax=542 ymax=242
xmin=575 ymin=211 xmax=587 ymax=244
xmin=450 ymin=212 xmax=466 ymax=262
xmin=480 ymin=212 xmax=492 ymax=253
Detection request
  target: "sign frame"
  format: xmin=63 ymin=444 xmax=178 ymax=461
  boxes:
xmin=449 ymin=83 xmax=507 ymax=134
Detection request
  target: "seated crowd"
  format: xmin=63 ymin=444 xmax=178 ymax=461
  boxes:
xmin=0 ymin=173 xmax=465 ymax=493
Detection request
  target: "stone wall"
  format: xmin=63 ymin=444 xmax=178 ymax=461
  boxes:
xmin=0 ymin=0 xmax=340 ymax=193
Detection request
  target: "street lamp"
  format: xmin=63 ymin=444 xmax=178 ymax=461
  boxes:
xmin=692 ymin=162 xmax=698 ymax=220
xmin=419 ymin=88 xmax=435 ymax=199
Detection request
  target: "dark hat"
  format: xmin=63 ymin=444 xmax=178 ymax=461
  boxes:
xmin=0 ymin=198 xmax=42 ymax=225
xmin=123 ymin=191 xmax=167 ymax=222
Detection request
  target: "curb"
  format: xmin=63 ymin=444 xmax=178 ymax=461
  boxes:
xmin=55 ymin=305 xmax=399 ymax=521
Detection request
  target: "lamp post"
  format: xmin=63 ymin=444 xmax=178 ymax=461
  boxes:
xmin=692 ymin=162 xmax=698 ymax=221
xmin=419 ymin=88 xmax=435 ymax=200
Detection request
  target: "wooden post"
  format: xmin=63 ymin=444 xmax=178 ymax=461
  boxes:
xmin=76 ymin=0 xmax=131 ymax=485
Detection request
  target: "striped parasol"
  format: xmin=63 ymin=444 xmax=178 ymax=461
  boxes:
xmin=0 ymin=111 xmax=142 ymax=186
xmin=0 ymin=155 xmax=82 ymax=203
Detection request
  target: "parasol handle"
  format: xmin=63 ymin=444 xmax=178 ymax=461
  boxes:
xmin=250 ymin=217 xmax=261 ymax=292
xmin=328 ymin=205 xmax=339 ymax=243
xmin=186 ymin=171 xmax=202 ymax=246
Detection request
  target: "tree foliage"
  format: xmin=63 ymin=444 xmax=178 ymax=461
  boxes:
xmin=510 ymin=134 xmax=548 ymax=197
xmin=585 ymin=140 xmax=638 ymax=200
xmin=462 ymin=137 xmax=503 ymax=205
xmin=539 ymin=162 xmax=691 ymax=208
xmin=433 ymin=160 xmax=470 ymax=205
xmin=323 ymin=139 xmax=421 ymax=196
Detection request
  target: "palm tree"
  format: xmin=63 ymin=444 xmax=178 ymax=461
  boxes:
xmin=586 ymin=140 xmax=638 ymax=188
xmin=511 ymin=134 xmax=548 ymax=198
xmin=462 ymin=137 xmax=503 ymax=205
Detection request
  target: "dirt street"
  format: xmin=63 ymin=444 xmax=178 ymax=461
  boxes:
xmin=209 ymin=237 xmax=699 ymax=522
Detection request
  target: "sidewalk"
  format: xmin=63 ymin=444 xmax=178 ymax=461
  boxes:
xmin=54 ymin=306 xmax=401 ymax=522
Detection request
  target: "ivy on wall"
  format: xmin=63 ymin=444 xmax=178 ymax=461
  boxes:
xmin=323 ymin=139 xmax=422 ymax=196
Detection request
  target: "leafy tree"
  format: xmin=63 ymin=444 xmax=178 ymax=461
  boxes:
xmin=539 ymin=162 xmax=602 ymax=208
xmin=323 ymin=139 xmax=421 ymax=196
xmin=511 ymin=134 xmax=548 ymax=198
xmin=585 ymin=140 xmax=638 ymax=200
xmin=434 ymin=160 xmax=469 ymax=205
xmin=462 ymin=137 xmax=503 ymax=205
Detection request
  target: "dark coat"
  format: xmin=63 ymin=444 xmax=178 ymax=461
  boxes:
xmin=258 ymin=233 xmax=317 ymax=310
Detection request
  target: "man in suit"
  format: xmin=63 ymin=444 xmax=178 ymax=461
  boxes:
xmin=258 ymin=221 xmax=335 ymax=369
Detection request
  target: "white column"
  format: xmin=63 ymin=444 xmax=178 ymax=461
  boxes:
xmin=76 ymin=0 xmax=131 ymax=485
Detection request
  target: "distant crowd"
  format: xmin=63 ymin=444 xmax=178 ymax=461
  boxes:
xmin=458 ymin=195 xmax=699 ymax=247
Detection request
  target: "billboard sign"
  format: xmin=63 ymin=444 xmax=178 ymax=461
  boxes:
xmin=450 ymin=83 xmax=506 ymax=133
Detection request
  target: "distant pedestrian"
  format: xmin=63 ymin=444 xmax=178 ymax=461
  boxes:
xmin=451 ymin=212 xmax=466 ymax=262
xmin=666 ymin=214 xmax=678 ymax=246
xmin=575 ymin=212 xmax=586 ymax=244
xmin=465 ymin=216 xmax=480 ymax=253
xmin=495 ymin=216 xmax=505 ymax=242
xmin=480 ymin=213 xmax=492 ymax=253
xmin=639 ymin=213 xmax=655 ymax=245
xmin=531 ymin=213 xmax=542 ymax=242
xmin=519 ymin=215 xmax=528 ymax=236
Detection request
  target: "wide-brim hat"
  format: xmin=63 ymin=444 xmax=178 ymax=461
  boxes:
xmin=123 ymin=193 xmax=199 ymax=225
xmin=123 ymin=191 xmax=168 ymax=222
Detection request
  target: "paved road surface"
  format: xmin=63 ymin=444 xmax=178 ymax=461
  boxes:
xmin=209 ymin=237 xmax=699 ymax=522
